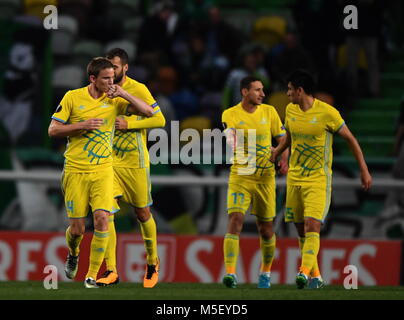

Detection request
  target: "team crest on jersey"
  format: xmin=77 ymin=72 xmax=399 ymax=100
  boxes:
xmin=55 ymin=105 xmax=62 ymax=113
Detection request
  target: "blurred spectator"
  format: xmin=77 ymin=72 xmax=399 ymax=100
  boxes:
xmin=137 ymin=0 xmax=187 ymax=72
xmin=147 ymin=76 xmax=177 ymax=134
xmin=269 ymin=32 xmax=314 ymax=90
xmin=157 ymin=66 xmax=199 ymax=121
xmin=376 ymin=97 xmax=404 ymax=227
xmin=222 ymin=44 xmax=270 ymax=108
xmin=344 ymin=0 xmax=385 ymax=97
xmin=291 ymin=0 xmax=342 ymax=97
xmin=198 ymin=6 xmax=244 ymax=70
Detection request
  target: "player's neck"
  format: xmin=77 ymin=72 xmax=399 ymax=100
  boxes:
xmin=241 ymin=101 xmax=258 ymax=113
xmin=299 ymin=96 xmax=315 ymax=112
xmin=88 ymin=84 xmax=105 ymax=99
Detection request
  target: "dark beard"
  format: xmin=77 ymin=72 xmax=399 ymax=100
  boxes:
xmin=114 ymin=72 xmax=124 ymax=84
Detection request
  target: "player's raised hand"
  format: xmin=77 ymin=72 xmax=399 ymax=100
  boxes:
xmin=81 ymin=118 xmax=104 ymax=130
xmin=107 ymin=84 xmax=126 ymax=99
xmin=115 ymin=116 xmax=128 ymax=130
xmin=361 ymin=170 xmax=372 ymax=191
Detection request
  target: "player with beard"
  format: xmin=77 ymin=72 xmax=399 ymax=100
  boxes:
xmin=95 ymin=48 xmax=165 ymax=288
xmin=221 ymin=76 xmax=288 ymax=289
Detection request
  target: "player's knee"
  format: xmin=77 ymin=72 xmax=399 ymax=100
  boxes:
xmin=69 ymin=223 xmax=85 ymax=236
xmin=304 ymin=218 xmax=321 ymax=233
xmin=135 ymin=207 xmax=151 ymax=222
xmin=228 ymin=212 xmax=244 ymax=234
xmin=93 ymin=210 xmax=109 ymax=231
xmin=258 ymin=221 xmax=274 ymax=240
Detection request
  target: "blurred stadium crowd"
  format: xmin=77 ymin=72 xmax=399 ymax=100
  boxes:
xmin=0 ymin=0 xmax=404 ymax=238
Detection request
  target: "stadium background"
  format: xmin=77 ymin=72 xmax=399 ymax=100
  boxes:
xmin=0 ymin=0 xmax=403 ymax=287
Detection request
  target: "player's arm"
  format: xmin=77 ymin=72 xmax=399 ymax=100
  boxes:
xmin=275 ymin=135 xmax=289 ymax=175
xmin=107 ymin=85 xmax=154 ymax=117
xmin=115 ymin=109 xmax=166 ymax=130
xmin=337 ymin=124 xmax=372 ymax=190
xmin=48 ymin=118 xmax=104 ymax=138
xmin=270 ymin=130 xmax=291 ymax=163
xmin=223 ymin=128 xmax=236 ymax=151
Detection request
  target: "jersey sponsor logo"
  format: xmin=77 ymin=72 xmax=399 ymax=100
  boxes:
xmin=291 ymin=132 xmax=316 ymax=141
xmin=309 ymin=117 xmax=318 ymax=124
xmin=100 ymin=104 xmax=111 ymax=108
xmin=260 ymin=118 xmax=267 ymax=124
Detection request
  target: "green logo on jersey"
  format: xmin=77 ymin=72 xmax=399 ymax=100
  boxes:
xmin=113 ymin=130 xmax=138 ymax=158
xmin=295 ymin=143 xmax=324 ymax=176
xmin=249 ymin=144 xmax=274 ymax=176
xmin=83 ymin=129 xmax=113 ymax=164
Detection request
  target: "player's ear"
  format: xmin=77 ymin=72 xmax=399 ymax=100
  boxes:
xmin=241 ymin=87 xmax=248 ymax=97
xmin=89 ymin=75 xmax=96 ymax=84
xmin=123 ymin=64 xmax=129 ymax=73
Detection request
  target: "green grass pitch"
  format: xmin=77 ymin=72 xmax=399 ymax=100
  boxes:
xmin=0 ymin=281 xmax=404 ymax=300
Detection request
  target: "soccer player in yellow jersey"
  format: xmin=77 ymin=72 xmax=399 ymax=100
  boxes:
xmin=48 ymin=57 xmax=155 ymax=288
xmin=271 ymin=70 xmax=372 ymax=289
xmin=95 ymin=48 xmax=165 ymax=288
xmin=221 ymin=76 xmax=288 ymax=289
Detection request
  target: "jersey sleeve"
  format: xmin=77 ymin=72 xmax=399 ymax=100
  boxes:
xmin=113 ymin=97 xmax=130 ymax=115
xmin=125 ymin=108 xmax=166 ymax=130
xmin=269 ymin=106 xmax=286 ymax=138
xmin=326 ymin=106 xmax=345 ymax=133
xmin=51 ymin=91 xmax=72 ymax=123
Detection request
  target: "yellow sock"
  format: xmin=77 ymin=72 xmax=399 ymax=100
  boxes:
xmin=260 ymin=234 xmax=276 ymax=272
xmin=139 ymin=215 xmax=158 ymax=265
xmin=223 ymin=233 xmax=239 ymax=275
xmin=65 ymin=226 xmax=83 ymax=256
xmin=86 ymin=230 xmax=109 ymax=279
xmin=298 ymin=236 xmax=321 ymax=278
xmin=104 ymin=216 xmax=117 ymax=273
xmin=300 ymin=232 xmax=320 ymax=276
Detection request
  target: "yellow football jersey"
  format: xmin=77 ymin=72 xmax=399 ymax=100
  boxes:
xmin=222 ymin=103 xmax=285 ymax=182
xmin=284 ymin=98 xmax=345 ymax=186
xmin=112 ymin=77 xmax=163 ymax=169
xmin=51 ymin=86 xmax=128 ymax=172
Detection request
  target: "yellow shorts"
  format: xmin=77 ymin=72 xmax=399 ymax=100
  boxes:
xmin=284 ymin=184 xmax=331 ymax=223
xmin=61 ymin=167 xmax=114 ymax=219
xmin=113 ymin=167 xmax=153 ymax=208
xmin=227 ymin=177 xmax=276 ymax=222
